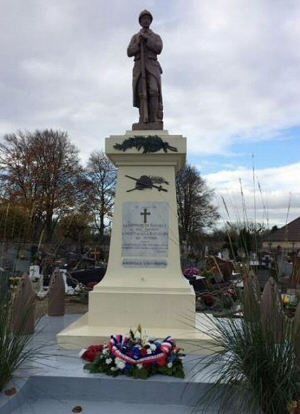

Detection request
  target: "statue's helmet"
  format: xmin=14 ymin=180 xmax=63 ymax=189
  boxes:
xmin=139 ymin=10 xmax=153 ymax=23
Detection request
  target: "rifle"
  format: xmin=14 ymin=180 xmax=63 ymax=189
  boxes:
xmin=140 ymin=36 xmax=149 ymax=122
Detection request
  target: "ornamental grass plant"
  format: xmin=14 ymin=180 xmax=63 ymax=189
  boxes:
xmin=199 ymin=272 xmax=300 ymax=414
xmin=0 ymin=274 xmax=38 ymax=392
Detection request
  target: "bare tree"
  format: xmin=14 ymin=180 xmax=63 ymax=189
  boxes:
xmin=0 ymin=204 xmax=31 ymax=242
xmin=0 ymin=129 xmax=86 ymax=242
xmin=86 ymin=151 xmax=117 ymax=243
xmin=176 ymin=164 xmax=219 ymax=251
xmin=56 ymin=212 xmax=93 ymax=252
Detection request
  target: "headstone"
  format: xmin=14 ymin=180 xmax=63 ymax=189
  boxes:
xmin=48 ymin=268 xmax=65 ymax=316
xmin=222 ymin=249 xmax=230 ymax=260
xmin=29 ymin=265 xmax=40 ymax=280
xmin=11 ymin=272 xmax=35 ymax=335
xmin=14 ymin=259 xmax=31 ymax=273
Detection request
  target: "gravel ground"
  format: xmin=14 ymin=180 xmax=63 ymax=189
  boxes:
xmin=35 ymin=295 xmax=88 ymax=320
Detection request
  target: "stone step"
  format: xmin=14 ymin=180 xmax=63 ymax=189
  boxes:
xmin=1 ymin=367 xmax=222 ymax=414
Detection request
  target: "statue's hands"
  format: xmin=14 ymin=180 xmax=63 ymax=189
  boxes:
xmin=138 ymin=32 xmax=148 ymax=44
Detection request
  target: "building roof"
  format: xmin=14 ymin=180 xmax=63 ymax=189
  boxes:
xmin=264 ymin=216 xmax=300 ymax=243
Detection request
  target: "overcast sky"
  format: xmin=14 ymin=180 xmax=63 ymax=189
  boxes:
xmin=1 ymin=0 xmax=300 ymax=230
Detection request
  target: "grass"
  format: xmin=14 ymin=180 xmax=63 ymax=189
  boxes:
xmin=198 ymin=274 xmax=300 ymax=414
xmin=0 ymin=274 xmax=41 ymax=392
xmin=0 ymin=276 xmax=84 ymax=392
xmin=196 ymin=171 xmax=300 ymax=413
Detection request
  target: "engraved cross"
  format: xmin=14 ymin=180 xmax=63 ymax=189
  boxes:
xmin=140 ymin=208 xmax=151 ymax=224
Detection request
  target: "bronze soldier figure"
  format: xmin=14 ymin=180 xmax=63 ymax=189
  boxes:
xmin=127 ymin=10 xmax=163 ymax=130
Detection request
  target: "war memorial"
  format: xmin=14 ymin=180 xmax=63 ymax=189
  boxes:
xmin=57 ymin=10 xmax=205 ymax=350
xmin=3 ymin=11 xmax=291 ymax=414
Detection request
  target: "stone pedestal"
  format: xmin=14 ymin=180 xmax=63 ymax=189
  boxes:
xmin=132 ymin=121 xmax=163 ymax=130
xmin=57 ymin=130 xmax=199 ymax=349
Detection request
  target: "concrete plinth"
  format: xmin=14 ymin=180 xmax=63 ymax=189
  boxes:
xmin=58 ymin=130 xmax=198 ymax=348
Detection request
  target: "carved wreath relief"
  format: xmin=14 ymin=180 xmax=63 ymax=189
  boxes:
xmin=125 ymin=175 xmax=169 ymax=192
xmin=113 ymin=136 xmax=178 ymax=153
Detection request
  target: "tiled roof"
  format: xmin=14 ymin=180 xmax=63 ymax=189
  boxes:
xmin=264 ymin=216 xmax=300 ymax=242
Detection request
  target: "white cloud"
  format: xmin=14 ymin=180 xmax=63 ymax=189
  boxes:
xmin=0 ymin=0 xmax=300 ymax=227
xmin=205 ymin=163 xmax=300 ymax=228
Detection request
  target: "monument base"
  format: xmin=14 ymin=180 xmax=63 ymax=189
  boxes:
xmin=57 ymin=312 xmax=219 ymax=354
xmin=132 ymin=121 xmax=163 ymax=130
xmin=88 ymin=285 xmax=194 ymax=328
xmin=57 ymin=130 xmax=200 ymax=350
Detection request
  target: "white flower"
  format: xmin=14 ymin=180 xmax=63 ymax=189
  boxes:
xmin=167 ymin=362 xmax=173 ymax=368
xmin=149 ymin=343 xmax=157 ymax=352
xmin=105 ymin=358 xmax=112 ymax=364
xmin=78 ymin=348 xmax=87 ymax=358
xmin=137 ymin=364 xmax=143 ymax=369
xmin=110 ymin=366 xmax=118 ymax=371
xmin=102 ymin=347 xmax=109 ymax=355
xmin=135 ymin=333 xmax=141 ymax=340
xmin=115 ymin=358 xmax=126 ymax=369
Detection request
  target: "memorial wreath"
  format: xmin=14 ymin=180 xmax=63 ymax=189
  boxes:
xmin=80 ymin=326 xmax=185 ymax=379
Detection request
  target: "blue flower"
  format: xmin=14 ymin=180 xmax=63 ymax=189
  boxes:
xmin=124 ymin=362 xmax=131 ymax=373
xmin=168 ymin=354 xmax=176 ymax=362
xmin=154 ymin=340 xmax=161 ymax=349
xmin=132 ymin=345 xmax=141 ymax=359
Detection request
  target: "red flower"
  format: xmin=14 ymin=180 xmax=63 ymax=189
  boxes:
xmin=86 ymin=281 xmax=98 ymax=290
xmin=81 ymin=345 xmax=103 ymax=362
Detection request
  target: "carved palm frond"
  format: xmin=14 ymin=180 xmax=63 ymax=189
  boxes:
xmin=148 ymin=175 xmax=169 ymax=185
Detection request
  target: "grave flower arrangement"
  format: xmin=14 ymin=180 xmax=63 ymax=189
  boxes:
xmin=183 ymin=267 xmax=199 ymax=277
xmin=287 ymin=399 xmax=300 ymax=414
xmin=80 ymin=326 xmax=185 ymax=380
xmin=9 ymin=276 xmax=21 ymax=289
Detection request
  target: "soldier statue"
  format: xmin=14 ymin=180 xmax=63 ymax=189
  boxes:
xmin=127 ymin=10 xmax=163 ymax=130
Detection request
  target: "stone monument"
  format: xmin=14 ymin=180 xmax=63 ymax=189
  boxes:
xmin=57 ymin=11 xmax=204 ymax=350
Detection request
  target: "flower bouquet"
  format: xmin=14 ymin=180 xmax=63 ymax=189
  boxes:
xmin=80 ymin=326 xmax=185 ymax=380
xmin=288 ymin=399 xmax=300 ymax=414
xmin=183 ymin=267 xmax=199 ymax=277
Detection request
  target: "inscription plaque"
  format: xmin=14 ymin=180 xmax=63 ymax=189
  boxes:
xmin=122 ymin=259 xmax=167 ymax=268
xmin=122 ymin=202 xmax=169 ymax=259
